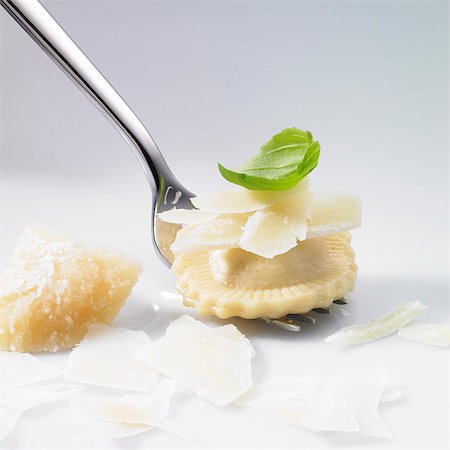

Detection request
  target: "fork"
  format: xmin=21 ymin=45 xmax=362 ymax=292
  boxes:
xmin=1 ymin=0 xmax=193 ymax=268
xmin=2 ymin=0 xmax=346 ymax=331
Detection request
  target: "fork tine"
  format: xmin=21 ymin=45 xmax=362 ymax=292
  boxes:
xmin=333 ymin=298 xmax=348 ymax=305
xmin=261 ymin=317 xmax=301 ymax=332
xmin=311 ymin=307 xmax=330 ymax=314
xmin=261 ymin=299 xmax=348 ymax=331
xmin=287 ymin=313 xmax=316 ymax=324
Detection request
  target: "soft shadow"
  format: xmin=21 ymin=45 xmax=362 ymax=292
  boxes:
xmin=121 ymin=274 xmax=448 ymax=344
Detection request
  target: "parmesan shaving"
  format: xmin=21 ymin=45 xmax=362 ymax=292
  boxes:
xmin=325 ymin=301 xmax=427 ymax=345
xmin=234 ymin=376 xmax=320 ymax=406
xmin=158 ymin=209 xmax=218 ymax=225
xmin=171 ymin=189 xmax=361 ymax=258
xmin=234 ymin=370 xmax=392 ymax=437
xmin=216 ymin=324 xmax=255 ymax=357
xmin=170 ymin=214 xmax=247 ymax=254
xmin=95 ymin=421 xmax=152 ymax=439
xmin=135 ymin=315 xmax=253 ymax=406
xmin=71 ymin=379 xmax=195 ymax=441
xmin=336 ymin=369 xmax=391 ymax=438
xmin=191 ymin=180 xmax=308 ymax=213
xmin=397 ymin=323 xmax=450 ymax=347
xmin=240 ymin=191 xmax=310 ymax=258
xmin=0 ymin=406 xmax=21 ymax=441
xmin=240 ymin=210 xmax=299 ymax=258
xmin=97 ymin=417 xmax=195 ymax=441
xmin=297 ymin=374 xmax=359 ymax=432
xmin=0 ymin=352 xmax=62 ymax=388
xmin=307 ymin=191 xmax=361 ymax=238
xmin=0 ymin=383 xmax=81 ymax=410
xmin=65 ymin=324 xmax=158 ymax=391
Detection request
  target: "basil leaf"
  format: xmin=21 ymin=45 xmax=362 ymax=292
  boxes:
xmin=218 ymin=127 xmax=320 ymax=191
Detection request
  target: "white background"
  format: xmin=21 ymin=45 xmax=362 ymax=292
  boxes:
xmin=0 ymin=1 xmax=448 ymax=449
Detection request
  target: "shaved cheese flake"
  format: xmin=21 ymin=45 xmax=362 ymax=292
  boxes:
xmin=0 ymin=406 xmax=21 ymax=441
xmin=0 ymin=352 xmax=62 ymax=388
xmin=65 ymin=324 xmax=158 ymax=391
xmin=71 ymin=378 xmax=174 ymax=419
xmin=397 ymin=323 xmax=450 ymax=347
xmin=87 ymin=396 xmax=159 ymax=424
xmin=216 ymin=324 xmax=255 ymax=357
xmin=255 ymin=396 xmax=309 ymax=428
xmin=241 ymin=381 xmax=358 ymax=432
xmin=145 ymin=378 xmax=175 ymax=418
xmin=0 ymin=383 xmax=81 ymax=410
xmin=325 ymin=301 xmax=427 ymax=345
xmin=171 ymin=214 xmax=247 ymax=254
xmin=171 ymin=188 xmax=360 ymax=257
xmin=234 ymin=376 xmax=321 ymax=406
xmin=297 ymin=375 xmax=359 ymax=432
xmin=240 ymin=191 xmax=310 ymax=258
xmin=300 ymin=405 xmax=359 ymax=432
xmin=97 ymin=417 xmax=195 ymax=441
xmin=95 ymin=421 xmax=152 ymax=439
xmin=336 ymin=369 xmax=391 ymax=438
xmin=240 ymin=210 xmax=298 ymax=257
xmin=158 ymin=209 xmax=218 ymax=225
xmin=143 ymin=416 xmax=196 ymax=442
xmin=136 ymin=315 xmax=253 ymax=406
xmin=191 ymin=179 xmax=308 ymax=213
xmin=307 ymin=190 xmax=361 ymax=239
xmin=244 ymin=386 xmax=359 ymax=432
xmin=71 ymin=379 xmax=195 ymax=441
xmin=235 ymin=370 xmax=391 ymax=437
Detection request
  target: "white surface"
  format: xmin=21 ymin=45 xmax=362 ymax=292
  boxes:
xmin=0 ymin=1 xmax=448 ymax=449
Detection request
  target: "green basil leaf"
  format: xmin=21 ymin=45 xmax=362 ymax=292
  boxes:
xmin=218 ymin=127 xmax=320 ymax=191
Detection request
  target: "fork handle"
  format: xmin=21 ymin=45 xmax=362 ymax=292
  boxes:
xmin=1 ymin=0 xmax=177 ymax=194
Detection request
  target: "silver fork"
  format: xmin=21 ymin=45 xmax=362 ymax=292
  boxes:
xmin=1 ymin=0 xmax=193 ymax=268
xmin=2 ymin=0 xmax=346 ymax=331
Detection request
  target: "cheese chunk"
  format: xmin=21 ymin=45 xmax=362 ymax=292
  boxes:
xmin=0 ymin=226 xmax=141 ymax=352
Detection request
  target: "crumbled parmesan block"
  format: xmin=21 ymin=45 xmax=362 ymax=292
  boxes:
xmin=0 ymin=226 xmax=141 ymax=352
